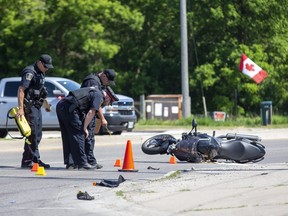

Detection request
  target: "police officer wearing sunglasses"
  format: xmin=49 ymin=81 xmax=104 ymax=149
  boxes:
xmin=17 ymin=54 xmax=53 ymax=169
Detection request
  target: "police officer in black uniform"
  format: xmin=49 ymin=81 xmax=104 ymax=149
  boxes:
xmin=56 ymin=86 xmax=112 ymax=170
xmin=80 ymin=69 xmax=116 ymax=167
xmin=17 ymin=54 xmax=54 ymax=169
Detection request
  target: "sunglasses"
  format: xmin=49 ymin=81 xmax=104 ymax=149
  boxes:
xmin=42 ymin=61 xmax=48 ymax=69
xmin=104 ymin=72 xmax=113 ymax=80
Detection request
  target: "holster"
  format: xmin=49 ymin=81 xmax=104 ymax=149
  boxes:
xmin=33 ymin=100 xmax=43 ymax=109
xmin=24 ymin=99 xmax=32 ymax=114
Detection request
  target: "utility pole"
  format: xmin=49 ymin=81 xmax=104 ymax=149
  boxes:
xmin=180 ymin=0 xmax=191 ymax=118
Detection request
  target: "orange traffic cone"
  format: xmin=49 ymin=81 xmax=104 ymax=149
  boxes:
xmin=114 ymin=159 xmax=122 ymax=167
xmin=31 ymin=163 xmax=39 ymax=172
xmin=119 ymin=140 xmax=138 ymax=172
xmin=169 ymin=156 xmax=177 ymax=164
xmin=36 ymin=166 xmax=46 ymax=176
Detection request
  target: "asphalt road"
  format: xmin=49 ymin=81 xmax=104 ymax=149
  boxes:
xmin=0 ymin=128 xmax=287 ymax=216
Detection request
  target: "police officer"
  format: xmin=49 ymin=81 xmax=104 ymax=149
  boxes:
xmin=80 ymin=69 xmax=116 ymax=167
xmin=17 ymin=54 xmax=54 ymax=169
xmin=56 ymin=86 xmax=111 ymax=170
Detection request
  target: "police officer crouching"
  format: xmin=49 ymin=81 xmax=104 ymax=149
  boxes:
xmin=81 ymin=69 xmax=116 ymax=168
xmin=56 ymin=86 xmax=117 ymax=170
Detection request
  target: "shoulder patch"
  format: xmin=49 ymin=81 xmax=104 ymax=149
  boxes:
xmin=26 ymin=73 xmax=33 ymax=81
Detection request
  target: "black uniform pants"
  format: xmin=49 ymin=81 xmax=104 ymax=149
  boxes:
xmin=85 ymin=116 xmax=97 ymax=165
xmin=56 ymin=99 xmax=87 ymax=166
xmin=22 ymin=105 xmax=42 ymax=164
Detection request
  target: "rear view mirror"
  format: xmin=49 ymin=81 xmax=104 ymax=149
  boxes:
xmin=192 ymin=119 xmax=197 ymax=128
xmin=191 ymin=119 xmax=197 ymax=134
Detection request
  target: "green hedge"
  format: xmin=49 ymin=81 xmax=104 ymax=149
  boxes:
xmin=136 ymin=115 xmax=288 ymax=128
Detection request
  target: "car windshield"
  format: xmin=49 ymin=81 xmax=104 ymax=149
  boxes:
xmin=57 ymin=80 xmax=80 ymax=92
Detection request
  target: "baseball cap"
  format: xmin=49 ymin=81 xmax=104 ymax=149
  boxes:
xmin=39 ymin=54 xmax=54 ymax=69
xmin=103 ymin=69 xmax=116 ymax=85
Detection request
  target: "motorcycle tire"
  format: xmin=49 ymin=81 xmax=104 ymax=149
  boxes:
xmin=235 ymin=142 xmax=266 ymax=163
xmin=141 ymin=134 xmax=176 ymax=155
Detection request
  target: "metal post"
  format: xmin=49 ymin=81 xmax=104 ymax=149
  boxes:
xmin=180 ymin=0 xmax=191 ymax=118
xmin=139 ymin=94 xmax=145 ymax=120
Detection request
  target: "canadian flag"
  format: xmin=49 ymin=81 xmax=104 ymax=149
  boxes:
xmin=239 ymin=54 xmax=268 ymax=84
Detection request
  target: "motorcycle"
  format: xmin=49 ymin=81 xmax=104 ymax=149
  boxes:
xmin=141 ymin=119 xmax=266 ymax=163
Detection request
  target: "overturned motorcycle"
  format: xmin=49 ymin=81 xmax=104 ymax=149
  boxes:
xmin=142 ymin=119 xmax=266 ymax=163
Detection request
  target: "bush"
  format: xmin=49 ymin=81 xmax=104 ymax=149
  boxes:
xmin=136 ymin=115 xmax=288 ymax=128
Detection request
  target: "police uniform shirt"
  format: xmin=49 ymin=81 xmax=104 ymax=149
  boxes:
xmin=88 ymin=90 xmax=104 ymax=112
xmin=20 ymin=63 xmax=45 ymax=89
xmin=81 ymin=74 xmax=102 ymax=91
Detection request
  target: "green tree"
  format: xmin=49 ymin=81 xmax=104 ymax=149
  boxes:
xmin=100 ymin=0 xmax=288 ymax=116
xmin=1 ymin=0 xmax=288 ymax=116
xmin=0 ymin=0 xmax=48 ymax=75
xmin=47 ymin=0 xmax=144 ymax=81
xmin=111 ymin=0 xmax=183 ymax=96
xmin=187 ymin=0 xmax=288 ymax=115
xmin=0 ymin=0 xmax=144 ymax=81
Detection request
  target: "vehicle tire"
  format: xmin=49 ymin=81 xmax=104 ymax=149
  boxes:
xmin=141 ymin=134 xmax=176 ymax=155
xmin=0 ymin=129 xmax=8 ymax=138
xmin=113 ymin=131 xmax=122 ymax=135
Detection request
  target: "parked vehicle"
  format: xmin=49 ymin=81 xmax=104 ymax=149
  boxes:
xmin=97 ymin=94 xmax=137 ymax=135
xmin=0 ymin=77 xmax=136 ymax=138
xmin=142 ymin=119 xmax=266 ymax=163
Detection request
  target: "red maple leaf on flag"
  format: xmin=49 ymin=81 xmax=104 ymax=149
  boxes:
xmin=245 ymin=63 xmax=255 ymax=72
xmin=239 ymin=54 xmax=268 ymax=84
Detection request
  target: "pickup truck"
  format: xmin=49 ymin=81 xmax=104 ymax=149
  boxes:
xmin=0 ymin=77 xmax=137 ymax=138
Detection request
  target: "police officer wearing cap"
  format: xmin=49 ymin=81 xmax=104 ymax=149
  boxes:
xmin=56 ymin=86 xmax=112 ymax=170
xmin=80 ymin=69 xmax=116 ymax=168
xmin=17 ymin=54 xmax=54 ymax=169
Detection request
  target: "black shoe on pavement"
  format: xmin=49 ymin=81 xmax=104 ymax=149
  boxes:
xmin=66 ymin=164 xmax=78 ymax=170
xmin=77 ymin=191 xmax=94 ymax=200
xmin=21 ymin=161 xmax=33 ymax=169
xmin=78 ymin=163 xmax=95 ymax=170
xmin=95 ymin=164 xmax=103 ymax=169
xmin=38 ymin=160 xmax=50 ymax=169
xmin=89 ymin=162 xmax=103 ymax=169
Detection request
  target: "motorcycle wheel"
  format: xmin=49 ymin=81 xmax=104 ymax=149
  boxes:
xmin=236 ymin=142 xmax=266 ymax=163
xmin=141 ymin=134 xmax=176 ymax=155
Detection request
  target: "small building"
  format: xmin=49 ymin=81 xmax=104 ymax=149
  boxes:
xmin=144 ymin=94 xmax=182 ymax=120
